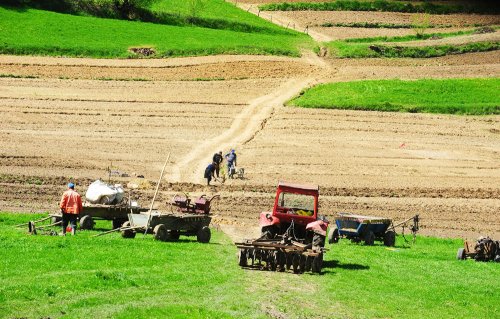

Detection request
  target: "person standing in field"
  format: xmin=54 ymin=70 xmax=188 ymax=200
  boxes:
xmin=212 ymin=151 xmax=223 ymax=178
xmin=225 ymin=149 xmax=237 ymax=178
xmin=204 ymin=162 xmax=216 ymax=186
xmin=59 ymin=182 xmax=82 ymax=236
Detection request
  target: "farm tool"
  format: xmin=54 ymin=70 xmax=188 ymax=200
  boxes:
xmin=328 ymin=213 xmax=420 ymax=246
xmin=457 ymin=236 xmax=500 ymax=262
xmin=235 ymin=181 xmax=329 ymax=274
xmin=119 ymin=193 xmax=219 ymax=242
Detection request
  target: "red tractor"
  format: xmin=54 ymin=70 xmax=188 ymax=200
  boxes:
xmin=236 ymin=181 xmax=329 ymax=273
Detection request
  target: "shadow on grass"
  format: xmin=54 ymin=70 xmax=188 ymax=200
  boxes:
xmin=322 ymin=259 xmax=370 ymax=271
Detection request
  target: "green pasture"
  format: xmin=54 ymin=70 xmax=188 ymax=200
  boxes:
xmin=288 ymin=78 xmax=500 ymax=115
xmin=1 ymin=213 xmax=499 ymax=319
xmin=324 ymin=28 xmax=499 ymax=58
xmin=0 ymin=6 xmax=310 ymax=58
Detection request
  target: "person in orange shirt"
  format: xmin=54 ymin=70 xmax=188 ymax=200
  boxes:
xmin=59 ymin=182 xmax=83 ymax=236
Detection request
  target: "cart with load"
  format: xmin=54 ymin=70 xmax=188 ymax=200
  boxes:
xmin=120 ymin=194 xmax=219 ymax=243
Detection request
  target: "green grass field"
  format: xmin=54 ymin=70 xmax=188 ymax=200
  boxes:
xmin=325 ymin=29 xmax=499 ymax=58
xmin=0 ymin=6 xmax=310 ymax=58
xmin=288 ymin=78 xmax=500 ymax=115
xmin=1 ymin=213 xmax=499 ymax=319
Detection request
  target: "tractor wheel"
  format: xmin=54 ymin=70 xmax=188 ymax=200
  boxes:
xmin=169 ymin=230 xmax=180 ymax=240
xmin=328 ymin=227 xmax=339 ymax=244
xmin=292 ymin=254 xmax=300 ymax=274
xmin=112 ymin=219 xmax=126 ymax=230
xmin=79 ymin=215 xmax=94 ymax=230
xmin=121 ymin=221 xmax=136 ymax=239
xmin=456 ymin=248 xmax=466 ymax=260
xmin=196 ymin=226 xmax=211 ymax=243
xmin=313 ymin=234 xmax=326 ymax=248
xmin=312 ymin=253 xmax=323 ymax=273
xmin=153 ymin=224 xmax=168 ymax=241
xmin=238 ymin=249 xmax=247 ymax=267
xmin=364 ymin=231 xmax=375 ymax=246
xmin=383 ymin=231 xmax=396 ymax=247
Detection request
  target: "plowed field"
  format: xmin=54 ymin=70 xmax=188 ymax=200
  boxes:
xmin=1 ymin=6 xmax=499 ymax=241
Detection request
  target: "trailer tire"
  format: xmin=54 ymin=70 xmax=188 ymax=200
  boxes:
xmin=196 ymin=226 xmax=211 ymax=243
xmin=456 ymin=248 xmax=466 ymax=260
xmin=383 ymin=231 xmax=396 ymax=247
xmin=153 ymin=224 xmax=168 ymax=241
xmin=364 ymin=231 xmax=375 ymax=246
xmin=328 ymin=227 xmax=339 ymax=244
xmin=121 ymin=221 xmax=136 ymax=239
xmin=79 ymin=215 xmax=94 ymax=230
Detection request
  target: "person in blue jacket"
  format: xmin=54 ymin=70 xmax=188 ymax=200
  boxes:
xmin=204 ymin=162 xmax=216 ymax=185
xmin=225 ymin=149 xmax=237 ymax=178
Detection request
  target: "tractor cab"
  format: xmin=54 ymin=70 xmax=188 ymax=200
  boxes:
xmin=259 ymin=181 xmax=327 ymax=239
xmin=273 ymin=181 xmax=318 ymax=225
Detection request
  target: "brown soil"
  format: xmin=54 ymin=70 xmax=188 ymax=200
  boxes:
xmin=1 ymin=8 xmax=499 ymax=241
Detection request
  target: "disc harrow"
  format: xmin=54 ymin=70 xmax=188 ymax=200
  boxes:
xmin=236 ymin=234 xmax=326 ymax=274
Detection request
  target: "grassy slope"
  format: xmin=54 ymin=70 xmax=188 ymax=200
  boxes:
xmin=288 ymin=79 xmax=500 ymax=115
xmin=1 ymin=213 xmax=499 ymax=319
xmin=151 ymin=0 xmax=289 ymax=34
xmin=0 ymin=6 xmax=310 ymax=58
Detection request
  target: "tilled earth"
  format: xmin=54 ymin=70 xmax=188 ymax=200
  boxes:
xmin=1 ymin=9 xmax=499 ymax=241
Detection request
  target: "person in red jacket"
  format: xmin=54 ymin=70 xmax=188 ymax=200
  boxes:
xmin=59 ymin=182 xmax=82 ymax=235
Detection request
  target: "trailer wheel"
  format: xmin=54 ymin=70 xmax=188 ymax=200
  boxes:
xmin=364 ymin=231 xmax=375 ymax=246
xmin=79 ymin=215 xmax=94 ymax=230
xmin=456 ymin=248 xmax=466 ymax=260
xmin=312 ymin=253 xmax=323 ymax=273
xmin=238 ymin=249 xmax=247 ymax=267
xmin=328 ymin=227 xmax=339 ymax=244
xmin=196 ymin=226 xmax=211 ymax=243
xmin=121 ymin=221 xmax=136 ymax=239
xmin=383 ymin=231 xmax=396 ymax=247
xmin=153 ymin=224 xmax=168 ymax=241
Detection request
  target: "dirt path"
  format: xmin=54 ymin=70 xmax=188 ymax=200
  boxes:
xmin=392 ymin=30 xmax=500 ymax=47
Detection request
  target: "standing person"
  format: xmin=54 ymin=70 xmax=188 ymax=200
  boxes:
xmin=212 ymin=151 xmax=223 ymax=178
xmin=225 ymin=149 xmax=237 ymax=178
xmin=59 ymin=182 xmax=82 ymax=236
xmin=204 ymin=162 xmax=216 ymax=186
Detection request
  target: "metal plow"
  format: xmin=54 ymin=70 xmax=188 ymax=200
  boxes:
xmin=236 ymin=234 xmax=326 ymax=274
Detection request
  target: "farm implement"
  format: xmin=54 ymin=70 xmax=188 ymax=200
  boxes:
xmin=235 ymin=181 xmax=328 ymax=274
xmin=50 ymin=201 xmax=148 ymax=230
xmin=328 ymin=213 xmax=420 ymax=246
xmin=119 ymin=194 xmax=218 ymax=243
xmin=457 ymin=236 xmax=500 ymax=262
